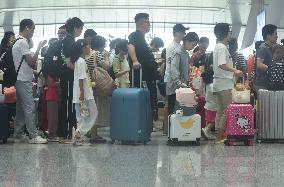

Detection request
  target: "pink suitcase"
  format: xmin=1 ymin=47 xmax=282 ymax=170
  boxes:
xmin=225 ymin=104 xmax=254 ymax=146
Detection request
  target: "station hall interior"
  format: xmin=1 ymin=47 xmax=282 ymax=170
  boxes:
xmin=1 ymin=0 xmax=284 ymax=187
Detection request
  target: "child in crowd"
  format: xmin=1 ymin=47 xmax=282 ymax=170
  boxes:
xmin=71 ymin=39 xmax=98 ymax=145
xmin=45 ymin=68 xmax=60 ymax=142
xmin=201 ymin=66 xmax=217 ymax=140
xmin=112 ymin=39 xmax=130 ymax=88
xmin=271 ymin=44 xmax=284 ymax=62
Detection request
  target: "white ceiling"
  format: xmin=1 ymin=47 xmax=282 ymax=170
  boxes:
xmin=1 ymin=0 xmax=283 ymax=53
xmin=0 ymin=0 xmax=254 ymax=27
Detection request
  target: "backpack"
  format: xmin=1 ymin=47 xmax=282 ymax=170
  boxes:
xmin=0 ymin=38 xmax=25 ymax=87
xmin=92 ymin=66 xmax=117 ymax=96
xmin=43 ymin=41 xmax=64 ymax=79
xmin=266 ymin=60 xmax=284 ymax=90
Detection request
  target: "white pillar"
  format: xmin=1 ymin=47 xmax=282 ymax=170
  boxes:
xmin=229 ymin=0 xmax=242 ymax=39
xmin=240 ymin=0 xmax=260 ymax=50
xmin=266 ymin=0 xmax=284 ymax=25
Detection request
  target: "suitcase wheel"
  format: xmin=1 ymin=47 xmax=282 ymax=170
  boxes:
xmin=167 ymin=139 xmax=176 ymax=146
xmin=195 ymin=141 xmax=200 ymax=146
xmin=224 ymin=140 xmax=235 ymax=146
xmin=1 ymin=138 xmax=7 ymax=144
xmin=195 ymin=138 xmax=200 ymax=146
xmin=244 ymin=139 xmax=254 ymax=146
xmin=110 ymin=140 xmax=115 ymax=144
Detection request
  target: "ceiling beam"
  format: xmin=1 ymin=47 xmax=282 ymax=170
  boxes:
xmin=0 ymin=5 xmax=225 ymax=13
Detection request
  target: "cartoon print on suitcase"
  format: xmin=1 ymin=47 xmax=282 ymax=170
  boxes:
xmin=168 ymin=114 xmax=201 ymax=145
xmin=225 ymin=104 xmax=254 ymax=145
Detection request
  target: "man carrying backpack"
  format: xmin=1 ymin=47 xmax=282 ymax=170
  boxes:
xmin=12 ymin=19 xmax=47 ymax=144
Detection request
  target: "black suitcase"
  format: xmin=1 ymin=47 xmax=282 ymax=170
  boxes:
xmin=0 ymin=104 xmax=10 ymax=143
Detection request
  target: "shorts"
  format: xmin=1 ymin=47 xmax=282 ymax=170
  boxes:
xmin=205 ymin=109 xmax=217 ymax=124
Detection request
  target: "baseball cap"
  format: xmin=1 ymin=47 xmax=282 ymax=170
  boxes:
xmin=173 ymin=24 xmax=189 ymax=34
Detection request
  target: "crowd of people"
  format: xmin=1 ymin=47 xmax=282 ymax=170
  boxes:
xmin=0 ymin=12 xmax=283 ymax=145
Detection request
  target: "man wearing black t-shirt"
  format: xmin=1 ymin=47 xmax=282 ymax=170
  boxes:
xmin=254 ymin=24 xmax=278 ymax=92
xmin=128 ymin=13 xmax=158 ymax=121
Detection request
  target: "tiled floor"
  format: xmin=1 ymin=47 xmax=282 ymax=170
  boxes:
xmin=1 ymin=129 xmax=284 ymax=187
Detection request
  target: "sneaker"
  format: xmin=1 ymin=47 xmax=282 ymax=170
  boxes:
xmin=215 ymin=129 xmax=225 ymax=144
xmin=201 ymin=128 xmax=210 ymax=140
xmin=59 ymin=138 xmax=73 ymax=144
xmin=208 ymin=134 xmax=216 ymax=140
xmin=215 ymin=139 xmax=226 ymax=144
xmin=29 ymin=136 xmax=48 ymax=144
xmin=73 ymin=139 xmax=83 ymax=146
xmin=73 ymin=131 xmax=83 ymax=146
xmin=12 ymin=135 xmax=29 ymax=143
xmin=48 ymin=137 xmax=60 ymax=142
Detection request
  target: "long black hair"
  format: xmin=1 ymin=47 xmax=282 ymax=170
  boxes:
xmin=70 ymin=39 xmax=88 ymax=63
xmin=65 ymin=17 xmax=84 ymax=35
xmin=0 ymin=31 xmax=15 ymax=53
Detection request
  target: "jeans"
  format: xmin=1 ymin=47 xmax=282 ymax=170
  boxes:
xmin=14 ymin=80 xmax=38 ymax=138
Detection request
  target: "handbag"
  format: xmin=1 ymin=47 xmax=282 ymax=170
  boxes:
xmin=232 ymin=77 xmax=251 ymax=104
xmin=3 ymin=54 xmax=25 ymax=103
xmin=92 ymin=67 xmax=117 ymax=96
xmin=4 ymin=86 xmax=17 ymax=103
xmin=266 ymin=60 xmax=284 ymax=90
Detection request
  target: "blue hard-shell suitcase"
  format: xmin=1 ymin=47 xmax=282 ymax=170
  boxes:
xmin=110 ymin=69 xmax=152 ymax=144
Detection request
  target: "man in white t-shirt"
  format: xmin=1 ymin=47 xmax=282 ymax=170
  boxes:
xmin=12 ymin=19 xmax=47 ymax=144
xmin=212 ymin=23 xmax=243 ymax=144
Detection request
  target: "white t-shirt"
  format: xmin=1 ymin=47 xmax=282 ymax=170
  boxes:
xmin=73 ymin=57 xmax=94 ymax=103
xmin=12 ymin=37 xmax=33 ymax=82
xmin=204 ymin=84 xmax=217 ymax=111
xmin=36 ymin=59 xmax=45 ymax=87
xmin=212 ymin=43 xmax=234 ymax=92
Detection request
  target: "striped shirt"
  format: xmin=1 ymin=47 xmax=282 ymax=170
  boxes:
xmin=85 ymin=50 xmax=96 ymax=78
xmin=85 ymin=50 xmax=105 ymax=78
xmin=232 ymin=52 xmax=247 ymax=72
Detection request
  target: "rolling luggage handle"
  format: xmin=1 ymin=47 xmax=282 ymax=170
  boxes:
xmin=131 ymin=68 xmax=143 ymax=88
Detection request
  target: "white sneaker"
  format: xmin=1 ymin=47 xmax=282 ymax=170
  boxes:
xmin=73 ymin=131 xmax=83 ymax=146
xmin=201 ymin=128 xmax=210 ymax=140
xmin=29 ymin=136 xmax=48 ymax=144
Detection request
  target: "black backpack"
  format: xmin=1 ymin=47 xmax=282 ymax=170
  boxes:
xmin=266 ymin=60 xmax=284 ymax=90
xmin=0 ymin=38 xmax=25 ymax=87
xmin=43 ymin=40 xmax=64 ymax=79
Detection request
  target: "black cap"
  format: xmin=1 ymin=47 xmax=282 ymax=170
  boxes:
xmin=173 ymin=24 xmax=189 ymax=34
